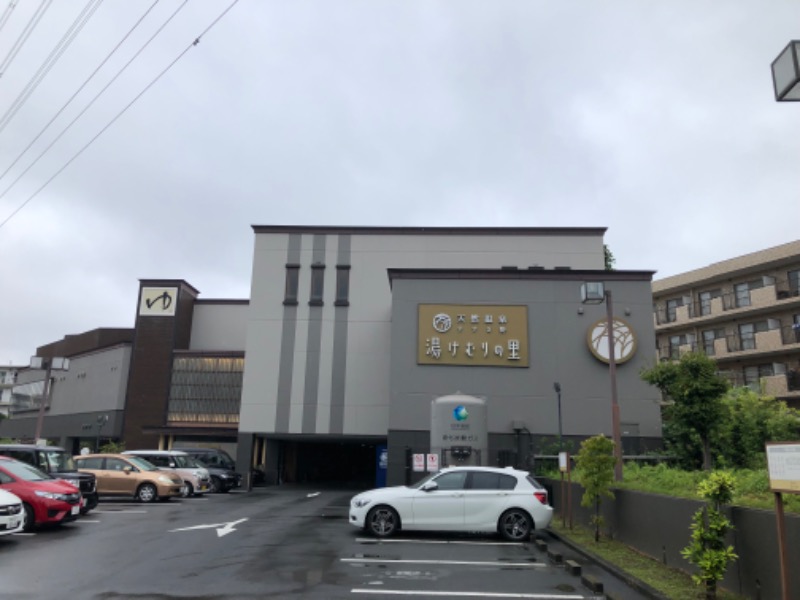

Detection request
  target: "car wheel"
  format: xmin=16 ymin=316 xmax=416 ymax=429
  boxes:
xmin=180 ymin=482 xmax=193 ymax=498
xmin=209 ymin=476 xmax=221 ymax=494
xmin=21 ymin=503 xmax=34 ymax=533
xmin=366 ymin=506 xmax=399 ymax=538
xmin=136 ymin=483 xmax=158 ymax=503
xmin=498 ymin=508 xmax=532 ymax=542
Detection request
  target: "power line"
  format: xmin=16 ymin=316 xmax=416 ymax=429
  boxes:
xmin=0 ymin=0 xmax=103 ymax=134
xmin=0 ymin=0 xmax=52 ymax=78
xmin=0 ymin=0 xmax=240 ymax=231
xmin=0 ymin=0 xmax=161 ymax=183
xmin=0 ymin=1 xmax=19 ymax=37
xmin=0 ymin=0 xmax=189 ymax=202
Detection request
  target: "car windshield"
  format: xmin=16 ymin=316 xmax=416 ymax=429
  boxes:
xmin=1 ymin=459 xmax=53 ymax=481
xmin=42 ymin=450 xmax=76 ymax=472
xmin=410 ymin=472 xmax=440 ymax=489
xmin=187 ymin=458 xmax=206 ymax=468
xmin=172 ymin=455 xmax=192 ymax=468
xmin=125 ymin=456 xmax=158 ymax=471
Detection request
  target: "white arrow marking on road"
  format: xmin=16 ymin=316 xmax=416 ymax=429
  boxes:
xmin=307 ymin=492 xmax=321 ymax=498
xmin=169 ymin=517 xmax=248 ymax=537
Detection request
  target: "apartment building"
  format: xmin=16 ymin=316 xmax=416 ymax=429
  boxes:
xmin=652 ymin=240 xmax=800 ymax=409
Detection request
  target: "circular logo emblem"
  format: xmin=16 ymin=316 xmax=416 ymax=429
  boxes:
xmin=587 ymin=317 xmax=637 ymax=364
xmin=453 ymin=406 xmax=469 ymax=421
xmin=432 ymin=313 xmax=452 ymax=333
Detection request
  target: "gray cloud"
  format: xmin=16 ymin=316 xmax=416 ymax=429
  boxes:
xmin=1 ymin=1 xmax=800 ymax=364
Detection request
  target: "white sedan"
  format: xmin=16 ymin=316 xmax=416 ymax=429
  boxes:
xmin=0 ymin=488 xmax=24 ymax=537
xmin=350 ymin=466 xmax=553 ymax=541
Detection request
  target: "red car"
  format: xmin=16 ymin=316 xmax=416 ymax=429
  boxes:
xmin=0 ymin=456 xmax=83 ymax=532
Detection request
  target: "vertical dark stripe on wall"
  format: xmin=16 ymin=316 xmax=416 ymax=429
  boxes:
xmin=275 ymin=234 xmax=301 ymax=433
xmin=301 ymin=234 xmax=326 ymax=433
xmin=329 ymin=234 xmax=351 ymax=434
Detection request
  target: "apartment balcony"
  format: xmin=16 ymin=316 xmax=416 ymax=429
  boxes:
xmin=761 ymin=372 xmax=800 ymax=399
xmin=654 ymin=277 xmax=800 ymax=329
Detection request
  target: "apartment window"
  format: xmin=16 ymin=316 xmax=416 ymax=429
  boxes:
xmin=702 ymin=329 xmax=724 ymax=355
xmin=310 ymin=263 xmax=325 ymax=306
xmin=283 ymin=264 xmax=300 ymax=305
xmin=744 ymin=364 xmax=774 ymax=390
xmin=334 ymin=265 xmax=350 ymax=306
xmin=789 ymin=269 xmax=800 ymax=295
xmin=666 ymin=298 xmax=682 ymax=322
xmin=669 ymin=334 xmax=685 ymax=359
xmin=698 ymin=289 xmax=721 ymax=316
xmin=734 ymin=283 xmax=751 ymax=308
xmin=739 ymin=323 xmax=755 ymax=350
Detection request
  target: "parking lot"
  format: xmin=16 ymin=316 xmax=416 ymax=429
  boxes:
xmin=0 ymin=486 xmax=649 ymax=600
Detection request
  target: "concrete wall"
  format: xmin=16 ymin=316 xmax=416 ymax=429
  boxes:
xmin=388 ymin=275 xmax=662 ymax=438
xmin=189 ymin=302 xmax=249 ymax=351
xmin=546 ymin=479 xmax=799 ymax=600
xmin=240 ymin=229 xmax=607 ymax=437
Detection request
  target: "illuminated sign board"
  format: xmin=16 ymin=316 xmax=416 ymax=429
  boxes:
xmin=417 ymin=304 xmax=528 ymax=367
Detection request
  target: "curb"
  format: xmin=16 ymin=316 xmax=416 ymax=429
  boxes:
xmin=541 ymin=530 xmax=671 ymax=600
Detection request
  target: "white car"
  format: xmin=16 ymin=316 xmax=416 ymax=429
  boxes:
xmin=0 ymin=488 xmax=24 ymax=537
xmin=350 ymin=466 xmax=553 ymax=541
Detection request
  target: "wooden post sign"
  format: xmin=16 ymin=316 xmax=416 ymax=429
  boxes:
xmin=766 ymin=442 xmax=800 ymax=600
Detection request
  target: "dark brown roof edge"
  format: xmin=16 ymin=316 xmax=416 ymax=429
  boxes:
xmin=194 ymin=299 xmax=249 ymax=305
xmin=387 ymin=268 xmax=656 ymax=286
xmin=252 ymin=225 xmax=607 ymax=236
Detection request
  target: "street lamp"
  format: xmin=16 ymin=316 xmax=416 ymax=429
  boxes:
xmin=580 ymin=282 xmax=623 ymax=482
xmin=95 ymin=415 xmax=109 ymax=452
xmin=771 ymin=41 xmax=800 ymax=101
xmin=30 ymin=356 xmax=70 ymax=444
xmin=553 ymin=382 xmax=563 ymax=452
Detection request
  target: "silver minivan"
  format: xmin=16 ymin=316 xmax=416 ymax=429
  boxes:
xmin=123 ymin=450 xmax=211 ymax=498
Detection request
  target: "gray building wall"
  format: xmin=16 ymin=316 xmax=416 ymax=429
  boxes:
xmin=189 ymin=302 xmax=249 ymax=352
xmin=386 ymin=273 xmax=662 ymax=483
xmin=240 ymin=228 xmax=608 ymax=438
xmin=0 ymin=346 xmax=130 ymax=445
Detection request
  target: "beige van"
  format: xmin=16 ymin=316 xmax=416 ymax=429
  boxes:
xmin=74 ymin=454 xmax=183 ymax=503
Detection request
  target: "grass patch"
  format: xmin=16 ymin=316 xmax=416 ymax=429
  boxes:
xmin=540 ymin=463 xmax=800 ymax=513
xmin=549 ymin=521 xmax=747 ymax=600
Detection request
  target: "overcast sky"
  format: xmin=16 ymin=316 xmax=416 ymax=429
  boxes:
xmin=1 ymin=1 xmax=799 ymax=366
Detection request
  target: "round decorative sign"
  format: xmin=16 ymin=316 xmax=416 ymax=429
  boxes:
xmin=587 ymin=317 xmax=637 ymax=364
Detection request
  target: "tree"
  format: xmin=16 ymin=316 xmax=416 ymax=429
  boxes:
xmin=681 ymin=471 xmax=738 ymax=600
xmin=575 ymin=434 xmax=616 ymax=542
xmin=713 ymin=387 xmax=800 ymax=469
xmin=641 ymin=352 xmax=729 ymax=471
xmin=603 ymin=244 xmax=616 ymax=271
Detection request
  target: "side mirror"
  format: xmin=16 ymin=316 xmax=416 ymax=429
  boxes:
xmin=421 ymin=481 xmax=439 ymax=492
xmin=169 ymin=463 xmax=176 ymax=468
xmin=123 ymin=466 xmax=133 ymax=474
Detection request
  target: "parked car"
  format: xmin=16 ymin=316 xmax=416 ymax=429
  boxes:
xmin=122 ymin=450 xmax=211 ymax=498
xmin=0 ymin=456 xmax=82 ymax=532
xmin=0 ymin=444 xmax=98 ymax=514
xmin=349 ymin=466 xmax=553 ymax=541
xmin=0 ymin=488 xmax=24 ymax=537
xmin=177 ymin=447 xmax=243 ymax=491
xmin=190 ymin=458 xmax=242 ymax=493
xmin=74 ymin=454 xmax=183 ymax=503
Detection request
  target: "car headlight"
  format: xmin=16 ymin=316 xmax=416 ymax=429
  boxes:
xmin=219 ymin=473 xmax=232 ymax=479
xmin=158 ymin=475 xmax=174 ymax=484
xmin=35 ymin=490 xmax=68 ymax=501
xmin=352 ymin=497 xmax=372 ymax=508
xmin=192 ymin=471 xmax=202 ymax=478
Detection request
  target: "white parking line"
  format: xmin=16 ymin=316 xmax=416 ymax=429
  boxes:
xmin=342 ymin=559 xmax=545 ymax=568
xmin=351 ymin=590 xmax=587 ymax=598
xmin=93 ymin=510 xmax=147 ymax=514
xmin=78 ymin=520 xmax=101 ymax=523
xmin=356 ymin=538 xmax=526 ymax=546
xmin=12 ymin=533 xmax=35 ymax=537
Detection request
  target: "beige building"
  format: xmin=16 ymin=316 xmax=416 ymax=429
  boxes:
xmin=652 ymin=240 xmax=800 ymax=409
